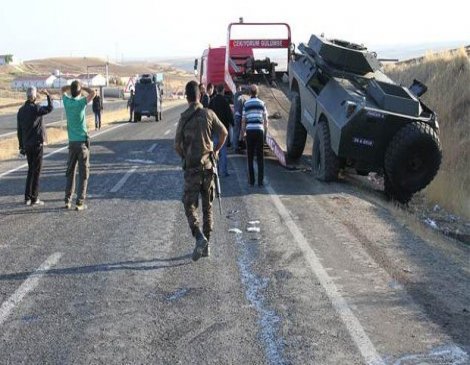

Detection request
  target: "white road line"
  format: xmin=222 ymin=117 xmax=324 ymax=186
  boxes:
xmin=91 ymin=122 xmax=127 ymax=138
xmin=147 ymin=143 xmax=158 ymax=153
xmin=0 ymin=123 xmax=127 ymax=179
xmin=110 ymin=166 xmax=138 ymax=193
xmin=265 ymin=182 xmax=385 ymax=365
xmin=0 ymin=252 xmax=62 ymax=327
xmin=46 ymin=119 xmax=66 ymax=126
xmin=0 ymin=131 xmax=17 ymax=139
xmin=1 ymin=118 xmax=74 ymax=140
xmin=164 ymin=129 xmax=171 ymax=136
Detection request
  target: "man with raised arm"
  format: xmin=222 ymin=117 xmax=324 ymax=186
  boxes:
xmin=62 ymin=81 xmax=96 ymax=211
xmin=17 ymin=87 xmax=53 ymax=206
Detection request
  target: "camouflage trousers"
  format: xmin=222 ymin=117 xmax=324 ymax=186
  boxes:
xmin=182 ymin=168 xmax=215 ymax=239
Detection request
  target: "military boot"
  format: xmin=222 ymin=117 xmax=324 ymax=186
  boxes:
xmin=202 ymin=234 xmax=210 ymax=257
xmin=192 ymin=228 xmax=208 ymax=262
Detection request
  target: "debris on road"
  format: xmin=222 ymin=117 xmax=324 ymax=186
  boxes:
xmin=424 ymin=218 xmax=439 ymax=230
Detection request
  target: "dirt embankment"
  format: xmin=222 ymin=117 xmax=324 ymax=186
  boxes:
xmin=386 ymin=48 xmax=470 ymax=221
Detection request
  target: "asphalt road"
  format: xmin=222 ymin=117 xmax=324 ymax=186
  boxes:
xmin=0 ymin=103 xmax=468 ymax=364
xmin=0 ymin=100 xmax=128 ymax=138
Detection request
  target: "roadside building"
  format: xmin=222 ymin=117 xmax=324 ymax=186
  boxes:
xmin=76 ymin=73 xmax=106 ymax=87
xmin=11 ymin=75 xmax=56 ymax=90
xmin=52 ymin=76 xmax=77 ymax=89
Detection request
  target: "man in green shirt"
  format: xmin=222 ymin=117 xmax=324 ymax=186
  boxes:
xmin=62 ymin=81 xmax=96 ymax=211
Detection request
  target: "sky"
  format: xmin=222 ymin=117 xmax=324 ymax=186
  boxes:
xmin=1 ymin=0 xmax=469 ymax=61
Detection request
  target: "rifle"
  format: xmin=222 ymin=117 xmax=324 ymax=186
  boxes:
xmin=209 ymin=152 xmax=222 ymax=215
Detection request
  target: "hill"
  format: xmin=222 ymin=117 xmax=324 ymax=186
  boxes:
xmin=385 ymin=48 xmax=470 ymax=219
xmin=375 ymin=40 xmax=469 ymax=61
xmin=20 ymin=57 xmax=192 ymax=77
xmin=0 ymin=57 xmax=194 ymax=98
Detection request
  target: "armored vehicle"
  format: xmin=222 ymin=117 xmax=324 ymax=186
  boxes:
xmin=134 ymin=74 xmax=162 ymax=122
xmin=287 ymin=35 xmax=442 ymax=202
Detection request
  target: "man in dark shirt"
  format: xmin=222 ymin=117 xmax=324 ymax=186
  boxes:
xmin=127 ymin=89 xmax=135 ymax=122
xmin=207 ymin=83 xmax=215 ymax=101
xmin=92 ymin=90 xmax=102 ymax=130
xmin=17 ymin=87 xmax=53 ymax=205
xmin=209 ymin=84 xmax=233 ymax=177
xmin=199 ymin=83 xmax=210 ymax=108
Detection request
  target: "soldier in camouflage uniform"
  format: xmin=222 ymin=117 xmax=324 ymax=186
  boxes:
xmin=175 ymin=81 xmax=228 ymax=261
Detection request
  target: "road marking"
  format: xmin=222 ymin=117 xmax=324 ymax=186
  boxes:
xmin=125 ymin=159 xmax=154 ymax=165
xmin=147 ymin=143 xmax=158 ymax=153
xmin=264 ymin=182 xmax=385 ymax=365
xmin=0 ymin=252 xmax=62 ymax=327
xmin=110 ymin=166 xmax=138 ymax=193
xmin=0 ymin=123 xmax=127 ymax=179
xmin=164 ymin=129 xmax=171 ymax=136
xmin=0 ymin=131 xmax=17 ymax=138
xmin=44 ymin=119 xmax=67 ymax=127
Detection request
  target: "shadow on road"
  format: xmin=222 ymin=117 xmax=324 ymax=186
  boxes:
xmin=0 ymin=254 xmax=192 ymax=282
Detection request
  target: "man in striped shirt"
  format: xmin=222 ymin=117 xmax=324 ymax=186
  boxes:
xmin=241 ymin=84 xmax=269 ymax=187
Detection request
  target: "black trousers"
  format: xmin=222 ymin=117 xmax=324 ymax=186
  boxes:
xmin=246 ymin=129 xmax=264 ymax=185
xmin=25 ymin=144 xmax=44 ymax=202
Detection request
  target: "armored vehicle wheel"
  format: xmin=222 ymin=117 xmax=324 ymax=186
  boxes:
xmin=155 ymin=113 xmax=159 ymax=122
xmin=384 ymin=175 xmax=413 ymax=204
xmin=312 ymin=119 xmax=339 ymax=181
xmin=159 ymin=112 xmax=162 ymax=121
xmin=355 ymin=169 xmax=369 ymax=176
xmin=286 ymin=92 xmax=307 ymax=159
xmin=384 ymin=122 xmax=441 ymax=198
xmin=135 ymin=113 xmax=141 ymax=122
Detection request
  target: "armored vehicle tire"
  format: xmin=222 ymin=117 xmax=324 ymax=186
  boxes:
xmin=155 ymin=113 xmax=159 ymax=122
xmin=385 ymin=122 xmax=441 ymax=196
xmin=135 ymin=113 xmax=141 ymax=122
xmin=384 ymin=175 xmax=413 ymax=204
xmin=312 ymin=119 xmax=340 ymax=181
xmin=159 ymin=112 xmax=162 ymax=121
xmin=355 ymin=169 xmax=369 ymax=176
xmin=286 ymin=92 xmax=307 ymax=159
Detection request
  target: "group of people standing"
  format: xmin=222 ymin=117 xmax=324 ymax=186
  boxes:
xmin=16 ymin=78 xmax=268 ymax=262
xmin=175 ymin=80 xmax=269 ymax=262
xmin=197 ymin=81 xmax=269 ymax=185
xmin=17 ymin=81 xmax=96 ymax=210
